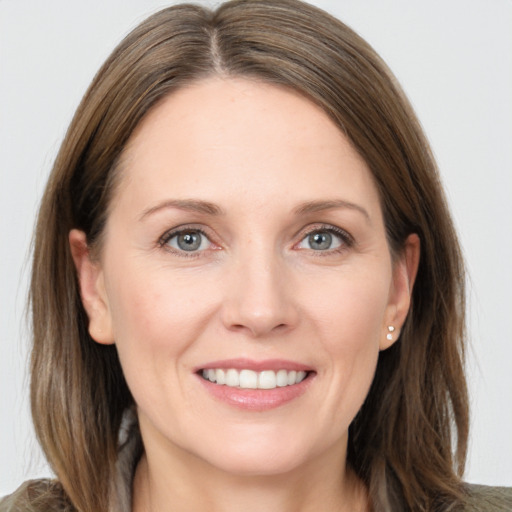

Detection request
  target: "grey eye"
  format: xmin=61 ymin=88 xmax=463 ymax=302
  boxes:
xmin=297 ymin=229 xmax=343 ymax=251
xmin=177 ymin=232 xmax=202 ymax=251
xmin=167 ymin=230 xmax=210 ymax=252
xmin=308 ymin=232 xmax=333 ymax=250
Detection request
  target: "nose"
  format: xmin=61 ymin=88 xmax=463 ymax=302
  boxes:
xmin=220 ymin=249 xmax=299 ymax=338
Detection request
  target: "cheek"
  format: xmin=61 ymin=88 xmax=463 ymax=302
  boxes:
xmin=303 ymin=265 xmax=391 ymax=416
xmin=307 ymin=265 xmax=391 ymax=350
xmin=102 ymin=264 xmax=217 ymax=386
xmin=102 ymin=267 xmax=218 ymax=424
xmin=107 ymin=262 xmax=208 ymax=337
xmin=318 ymin=288 xmax=384 ymax=388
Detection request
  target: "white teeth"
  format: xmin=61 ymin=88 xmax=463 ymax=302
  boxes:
xmin=216 ymin=368 xmax=226 ymax=385
xmin=239 ymin=369 xmax=258 ymax=389
xmin=201 ymin=368 xmax=309 ymax=389
xmin=259 ymin=370 xmax=277 ymax=389
xmin=225 ymin=369 xmax=239 ymax=387
xmin=276 ymin=369 xmax=288 ymax=387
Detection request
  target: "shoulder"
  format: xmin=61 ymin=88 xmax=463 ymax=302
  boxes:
xmin=464 ymin=483 xmax=512 ymax=511
xmin=0 ymin=479 xmax=75 ymax=512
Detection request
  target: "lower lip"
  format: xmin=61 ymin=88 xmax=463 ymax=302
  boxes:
xmin=197 ymin=373 xmax=314 ymax=411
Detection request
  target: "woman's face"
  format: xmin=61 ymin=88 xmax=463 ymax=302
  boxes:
xmin=72 ymin=78 xmax=416 ymax=477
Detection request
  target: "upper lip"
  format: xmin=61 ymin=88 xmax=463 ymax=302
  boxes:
xmin=195 ymin=358 xmax=314 ymax=373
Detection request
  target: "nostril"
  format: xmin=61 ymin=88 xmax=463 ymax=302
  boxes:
xmin=220 ymin=290 xmax=299 ymax=337
xmin=228 ymin=321 xmax=290 ymax=337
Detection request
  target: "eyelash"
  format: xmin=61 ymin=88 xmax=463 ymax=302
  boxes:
xmin=157 ymin=223 xmax=354 ymax=258
xmin=296 ymin=224 xmax=354 ymax=255
xmin=158 ymin=225 xmax=214 ymax=258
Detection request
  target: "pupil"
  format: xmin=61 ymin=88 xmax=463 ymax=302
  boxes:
xmin=178 ymin=232 xmax=201 ymax=251
xmin=310 ymin=232 xmax=331 ymax=250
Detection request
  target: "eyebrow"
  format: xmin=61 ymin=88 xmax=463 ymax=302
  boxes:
xmin=139 ymin=198 xmax=370 ymax=222
xmin=139 ymin=199 xmax=224 ymax=220
xmin=293 ymin=199 xmax=371 ymax=222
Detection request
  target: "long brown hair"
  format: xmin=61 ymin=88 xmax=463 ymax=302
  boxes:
xmin=30 ymin=1 xmax=468 ymax=510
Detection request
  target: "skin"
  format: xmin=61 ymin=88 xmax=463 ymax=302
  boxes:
xmin=70 ymin=77 xmax=419 ymax=512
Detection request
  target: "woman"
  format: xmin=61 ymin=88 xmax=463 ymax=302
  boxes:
xmin=1 ymin=0 xmax=510 ymax=510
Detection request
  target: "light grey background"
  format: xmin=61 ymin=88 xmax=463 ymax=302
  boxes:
xmin=1 ymin=0 xmax=511 ymax=495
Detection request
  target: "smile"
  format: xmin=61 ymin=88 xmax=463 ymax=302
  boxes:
xmin=201 ymin=368 xmax=308 ymax=389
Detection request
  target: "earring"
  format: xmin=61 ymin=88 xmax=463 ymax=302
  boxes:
xmin=386 ymin=325 xmax=395 ymax=341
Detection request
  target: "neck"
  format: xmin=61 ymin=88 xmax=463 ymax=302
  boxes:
xmin=132 ymin=440 xmax=368 ymax=512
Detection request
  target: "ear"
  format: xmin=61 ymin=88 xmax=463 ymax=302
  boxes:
xmin=69 ymin=229 xmax=115 ymax=345
xmin=380 ymin=233 xmax=420 ymax=350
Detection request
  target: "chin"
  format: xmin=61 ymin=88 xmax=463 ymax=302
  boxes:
xmin=188 ymin=427 xmax=327 ymax=477
xmin=204 ymin=447 xmax=309 ymax=477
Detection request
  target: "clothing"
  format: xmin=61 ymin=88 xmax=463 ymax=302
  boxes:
xmin=3 ymin=478 xmax=511 ymax=511
xmin=2 ymin=417 xmax=511 ymax=511
xmin=0 ymin=412 xmax=140 ymax=512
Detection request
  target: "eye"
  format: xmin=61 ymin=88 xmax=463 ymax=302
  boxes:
xmin=163 ymin=229 xmax=212 ymax=253
xmin=296 ymin=227 xmax=350 ymax=252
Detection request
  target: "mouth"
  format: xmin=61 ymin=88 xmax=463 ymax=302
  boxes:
xmin=199 ymin=368 xmax=310 ymax=390
xmin=195 ymin=359 xmax=315 ymax=410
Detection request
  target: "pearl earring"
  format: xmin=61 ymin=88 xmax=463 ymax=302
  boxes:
xmin=386 ymin=325 xmax=395 ymax=341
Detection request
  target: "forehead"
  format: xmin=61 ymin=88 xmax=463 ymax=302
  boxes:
xmin=114 ymin=77 xmax=380 ymax=215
